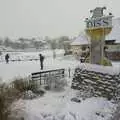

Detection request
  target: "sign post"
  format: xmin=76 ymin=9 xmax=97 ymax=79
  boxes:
xmin=85 ymin=7 xmax=113 ymax=65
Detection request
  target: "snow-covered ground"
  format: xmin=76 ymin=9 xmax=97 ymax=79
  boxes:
xmin=0 ymin=49 xmax=119 ymax=82
xmin=0 ymin=49 xmax=65 ymax=62
xmin=0 ymin=49 xmax=78 ymax=82
xmin=0 ymin=49 xmax=119 ymax=120
xmin=24 ymin=88 xmax=116 ymax=120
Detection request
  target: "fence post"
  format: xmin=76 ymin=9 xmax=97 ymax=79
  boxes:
xmin=62 ymin=69 xmax=65 ymax=78
xmin=40 ymin=73 xmax=41 ymax=85
xmin=44 ymin=74 xmax=46 ymax=84
xmin=68 ymin=67 xmax=71 ymax=78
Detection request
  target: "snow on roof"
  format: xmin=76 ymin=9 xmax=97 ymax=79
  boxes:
xmin=71 ymin=34 xmax=90 ymax=46
xmin=106 ymin=17 xmax=120 ymax=43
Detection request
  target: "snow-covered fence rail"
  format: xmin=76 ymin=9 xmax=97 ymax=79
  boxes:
xmin=31 ymin=69 xmax=65 ymax=86
xmin=0 ymin=58 xmax=40 ymax=62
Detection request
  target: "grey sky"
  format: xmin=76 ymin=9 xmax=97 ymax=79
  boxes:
xmin=0 ymin=0 xmax=119 ymax=39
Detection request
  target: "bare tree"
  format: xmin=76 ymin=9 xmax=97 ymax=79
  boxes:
xmin=58 ymin=36 xmax=70 ymax=49
xmin=3 ymin=37 xmax=11 ymax=47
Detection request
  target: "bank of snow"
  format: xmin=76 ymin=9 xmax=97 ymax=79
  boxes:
xmin=24 ymin=88 xmax=115 ymax=120
xmin=78 ymin=63 xmax=120 ymax=75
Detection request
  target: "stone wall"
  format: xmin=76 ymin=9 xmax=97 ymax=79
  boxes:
xmin=71 ymin=67 xmax=120 ymax=100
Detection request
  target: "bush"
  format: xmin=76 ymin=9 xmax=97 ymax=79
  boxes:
xmin=0 ymin=84 xmax=9 ymax=120
xmin=100 ymin=57 xmax=112 ymax=66
xmin=55 ymin=78 xmax=67 ymax=89
xmin=13 ymin=77 xmax=37 ymax=92
xmin=47 ymin=76 xmax=67 ymax=91
xmin=85 ymin=57 xmax=112 ymax=66
xmin=22 ymin=90 xmax=37 ymax=100
xmin=85 ymin=56 xmax=90 ymax=63
xmin=32 ymin=88 xmax=45 ymax=96
xmin=0 ymin=83 xmax=22 ymax=120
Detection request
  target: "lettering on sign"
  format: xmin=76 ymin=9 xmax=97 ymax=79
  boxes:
xmin=86 ymin=16 xmax=113 ymax=29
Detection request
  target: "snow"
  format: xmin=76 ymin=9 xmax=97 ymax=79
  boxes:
xmin=0 ymin=49 xmax=78 ymax=82
xmin=0 ymin=49 xmax=65 ymax=62
xmin=71 ymin=34 xmax=90 ymax=46
xmin=0 ymin=49 xmax=119 ymax=120
xmin=78 ymin=62 xmax=120 ymax=75
xmin=0 ymin=50 xmax=119 ymax=82
xmin=24 ymin=88 xmax=115 ymax=120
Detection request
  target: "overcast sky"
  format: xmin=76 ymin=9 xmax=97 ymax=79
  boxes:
xmin=0 ymin=0 xmax=119 ymax=39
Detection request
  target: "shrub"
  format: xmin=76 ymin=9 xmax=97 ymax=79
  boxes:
xmin=47 ymin=76 xmax=67 ymax=91
xmin=13 ymin=77 xmax=37 ymax=92
xmin=0 ymin=83 xmax=22 ymax=120
xmin=85 ymin=56 xmax=90 ymax=63
xmin=85 ymin=56 xmax=112 ymax=66
xmin=0 ymin=84 xmax=9 ymax=120
xmin=100 ymin=57 xmax=112 ymax=66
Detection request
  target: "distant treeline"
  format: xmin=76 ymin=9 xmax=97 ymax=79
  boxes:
xmin=0 ymin=36 xmax=71 ymax=50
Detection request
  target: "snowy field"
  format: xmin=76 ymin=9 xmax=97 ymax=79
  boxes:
xmin=0 ymin=49 xmax=120 ymax=82
xmin=0 ymin=49 xmax=79 ymax=82
xmin=0 ymin=49 xmax=120 ymax=120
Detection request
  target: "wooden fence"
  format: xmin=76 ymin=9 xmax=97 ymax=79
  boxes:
xmin=31 ymin=68 xmax=65 ymax=85
xmin=7 ymin=68 xmax=67 ymax=89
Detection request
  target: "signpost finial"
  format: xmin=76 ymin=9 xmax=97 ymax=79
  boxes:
xmin=90 ymin=7 xmax=106 ymax=18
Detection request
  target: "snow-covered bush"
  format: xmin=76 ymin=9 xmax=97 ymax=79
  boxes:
xmin=22 ymin=90 xmax=37 ymax=100
xmin=47 ymin=76 xmax=67 ymax=91
xmin=13 ymin=77 xmax=37 ymax=93
xmin=55 ymin=78 xmax=67 ymax=89
xmin=32 ymin=88 xmax=46 ymax=96
xmin=13 ymin=77 xmax=46 ymax=99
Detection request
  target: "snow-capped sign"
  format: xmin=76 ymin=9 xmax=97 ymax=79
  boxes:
xmin=85 ymin=7 xmax=113 ymax=29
